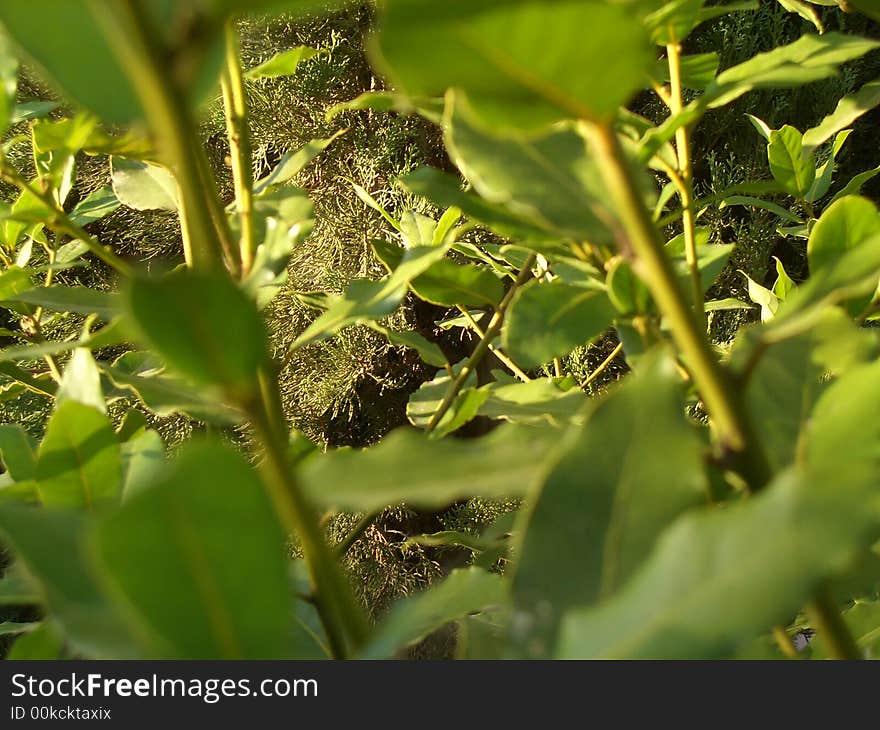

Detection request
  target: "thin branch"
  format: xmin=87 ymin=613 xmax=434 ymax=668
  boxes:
xmin=427 ymin=255 xmax=537 ymax=433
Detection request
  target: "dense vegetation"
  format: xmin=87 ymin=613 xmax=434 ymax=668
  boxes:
xmin=0 ymin=0 xmax=879 ymax=660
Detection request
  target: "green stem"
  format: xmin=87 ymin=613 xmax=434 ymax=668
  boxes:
xmin=589 ymin=121 xmax=859 ymax=660
xmin=335 ymin=510 xmax=380 ymax=558
xmin=427 ymin=255 xmax=536 ymax=433
xmin=92 ymin=0 xmax=238 ymax=274
xmin=246 ymin=377 xmax=369 ymax=659
xmin=588 ymin=122 xmax=770 ymax=488
xmin=0 ymin=161 xmax=132 ymax=276
xmin=581 ymin=342 xmax=624 ymax=388
xmin=666 ymin=41 xmax=705 ymax=325
xmin=456 ymin=305 xmax=531 ymax=382
xmin=220 ymin=19 xmax=257 ymax=277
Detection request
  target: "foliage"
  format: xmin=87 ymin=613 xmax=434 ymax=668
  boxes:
xmin=0 ymin=0 xmax=879 ymax=661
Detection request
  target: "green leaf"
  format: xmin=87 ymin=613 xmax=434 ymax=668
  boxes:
xmin=557 ymin=469 xmax=877 ymax=659
xmin=69 ymin=185 xmax=121 ymax=227
xmin=360 ymin=567 xmax=507 ymax=659
xmin=244 ymin=46 xmax=324 ymax=80
xmin=244 ymin=188 xmax=314 ymax=308
xmin=477 ymin=378 xmax=588 ymax=427
xmin=831 ymin=164 xmax=880 ymax=203
xmin=399 ymin=167 xmax=552 ymax=243
xmin=120 ymin=429 xmax=165 ymax=501
xmin=776 ymin=0 xmax=824 ymax=32
xmin=3 ymin=286 xmax=120 ymax=320
xmin=370 ymin=324 xmax=447 ymax=368
xmin=375 ymin=0 xmax=652 ymax=130
xmin=606 ymin=258 xmax=652 ymax=315
xmin=252 ymin=132 xmax=344 ymax=194
xmin=111 ymin=157 xmax=179 ymax=212
xmin=654 ymin=52 xmax=720 ymax=90
xmin=56 ymin=348 xmax=106 ymax=414
xmin=806 ymin=129 xmax=851 ymax=203
xmin=406 ymin=364 xmax=487 ymax=437
xmin=126 ymin=271 xmax=269 ymax=399
xmin=444 ymin=94 xmax=617 ymax=247
xmin=409 ymin=259 xmax=504 ymax=308
xmin=813 ymin=600 xmax=880 ymax=659
xmin=808 ymin=196 xmax=880 ymax=279
xmin=777 ymin=233 xmax=880 ymax=324
xmin=0 ymin=564 xmax=40 ymax=606
xmin=739 ymin=308 xmax=876 ymax=472
xmin=503 ymin=281 xmax=615 ymax=369
xmin=295 ymin=240 xmax=454 ymax=349
xmin=300 ymin=424 xmax=559 ymax=513
xmin=0 ymin=266 xmax=33 ymax=305
xmin=0 ymin=2 xmax=143 ymax=124
xmin=0 ymin=506 xmax=139 ymax=657
xmin=513 ymin=354 xmax=706 ymax=657
xmin=741 ymin=271 xmax=779 ymax=322
xmin=767 ymin=125 xmax=816 ymax=198
xmin=803 ymin=76 xmax=880 ymax=150
xmin=293 ymin=278 xmax=407 ymax=350
xmin=640 ymin=33 xmax=880 ymax=162
xmin=90 ymin=440 xmax=292 ymax=659
xmin=102 ymin=353 xmax=245 ymax=425
xmin=0 ymin=424 xmax=37 ymax=481
xmin=36 ymin=401 xmax=121 ymax=510
xmin=773 ymin=256 xmax=796 ymax=301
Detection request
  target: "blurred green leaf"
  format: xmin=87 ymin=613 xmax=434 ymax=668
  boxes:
xmin=0 ymin=424 xmax=37 ymax=482
xmin=126 ymin=271 xmax=269 ymax=399
xmin=375 ymin=0 xmax=651 ymax=130
xmin=56 ymin=348 xmax=106 ymax=415
xmin=91 ymin=440 xmax=292 ymax=659
xmin=514 ymin=354 xmax=706 ymax=657
xmin=300 ymin=424 xmax=559 ymax=513
xmin=361 ymin=567 xmax=507 ymax=659
xmin=0 ymin=506 xmax=139 ymax=657
xmin=0 ymin=31 xmax=19 ymax=137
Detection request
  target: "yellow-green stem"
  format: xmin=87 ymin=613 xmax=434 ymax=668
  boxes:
xmin=666 ymin=41 xmax=705 ymax=325
xmin=589 ymin=121 xmax=858 ymax=660
xmin=92 ymin=0 xmax=238 ymax=275
xmin=427 ymin=255 xmax=536 ymax=433
xmin=456 ymin=305 xmax=531 ymax=382
xmin=221 ymin=19 xmax=257 ymax=277
xmin=246 ymin=376 xmax=369 ymax=659
xmin=0 ymin=161 xmax=132 ymax=276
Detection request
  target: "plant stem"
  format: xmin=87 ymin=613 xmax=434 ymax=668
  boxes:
xmin=427 ymin=255 xmax=536 ymax=433
xmin=807 ymin=587 xmax=862 ymax=660
xmin=0 ymin=162 xmax=132 ymax=276
xmin=456 ymin=305 xmax=531 ymax=382
xmin=246 ymin=377 xmax=368 ymax=659
xmin=581 ymin=342 xmax=624 ymax=388
xmin=588 ymin=121 xmax=860 ymax=660
xmin=588 ymin=123 xmax=770 ymax=488
xmin=772 ymin=626 xmax=800 ymax=659
xmin=335 ymin=510 xmax=380 ymax=558
xmin=220 ymin=19 xmax=257 ymax=277
xmin=666 ymin=41 xmax=705 ymax=325
xmin=92 ymin=0 xmax=238 ymax=275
